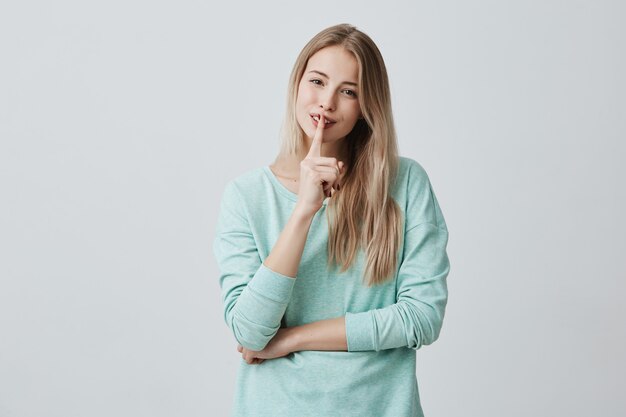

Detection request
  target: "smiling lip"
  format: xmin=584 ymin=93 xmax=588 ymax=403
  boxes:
xmin=310 ymin=113 xmax=336 ymax=128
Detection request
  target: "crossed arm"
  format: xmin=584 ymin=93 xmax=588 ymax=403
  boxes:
xmin=216 ymin=166 xmax=450 ymax=365
xmin=233 ymin=190 xmax=348 ymax=364
xmin=237 ymin=316 xmax=347 ymax=365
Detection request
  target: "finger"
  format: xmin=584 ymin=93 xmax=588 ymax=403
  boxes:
xmin=323 ymin=179 xmax=339 ymax=197
xmin=305 ymin=156 xmax=339 ymax=167
xmin=248 ymin=354 xmax=265 ymax=365
xmin=337 ymin=161 xmax=345 ymax=187
xmin=306 ymin=114 xmax=325 ymax=158
xmin=312 ymin=165 xmax=340 ymax=176
xmin=318 ymin=171 xmax=338 ymax=186
xmin=315 ymin=171 xmax=340 ymax=187
xmin=321 ymin=178 xmax=340 ymax=197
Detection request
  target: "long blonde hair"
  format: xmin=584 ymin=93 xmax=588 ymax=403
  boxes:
xmin=277 ymin=23 xmax=402 ymax=287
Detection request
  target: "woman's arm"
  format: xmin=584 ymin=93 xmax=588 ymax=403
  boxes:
xmin=263 ymin=206 xmax=316 ymax=278
xmin=217 ymin=118 xmax=344 ymax=354
xmin=239 ymin=222 xmax=448 ymax=363
xmin=237 ymin=317 xmax=347 ymax=364
xmin=237 ymin=161 xmax=450 ymax=361
xmin=291 ymin=316 xmax=347 ymax=351
xmin=265 ymin=114 xmax=344 ymax=278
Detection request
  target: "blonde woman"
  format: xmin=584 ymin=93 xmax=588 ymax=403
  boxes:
xmin=214 ymin=23 xmax=450 ymax=417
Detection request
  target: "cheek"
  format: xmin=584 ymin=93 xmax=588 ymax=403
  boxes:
xmin=347 ymin=102 xmax=361 ymax=122
xmin=296 ymin=86 xmax=315 ymax=108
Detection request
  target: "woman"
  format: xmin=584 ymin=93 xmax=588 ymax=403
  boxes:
xmin=213 ymin=23 xmax=450 ymax=417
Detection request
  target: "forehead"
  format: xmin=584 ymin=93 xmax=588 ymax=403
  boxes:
xmin=305 ymin=45 xmax=359 ymax=81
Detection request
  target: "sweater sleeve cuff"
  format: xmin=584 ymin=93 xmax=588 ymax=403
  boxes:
xmin=248 ymin=263 xmax=297 ymax=303
xmin=345 ymin=311 xmax=376 ymax=351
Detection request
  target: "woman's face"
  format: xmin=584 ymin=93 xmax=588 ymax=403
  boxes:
xmin=295 ymin=45 xmax=362 ymax=145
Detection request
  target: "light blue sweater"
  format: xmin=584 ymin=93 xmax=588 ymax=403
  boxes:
xmin=213 ymin=156 xmax=450 ymax=417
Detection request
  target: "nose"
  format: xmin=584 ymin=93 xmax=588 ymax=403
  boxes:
xmin=318 ymin=90 xmax=336 ymax=112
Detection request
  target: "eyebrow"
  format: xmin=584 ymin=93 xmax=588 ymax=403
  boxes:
xmin=307 ymin=70 xmax=358 ymax=87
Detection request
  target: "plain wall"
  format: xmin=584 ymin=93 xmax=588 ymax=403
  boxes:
xmin=1 ymin=1 xmax=624 ymax=416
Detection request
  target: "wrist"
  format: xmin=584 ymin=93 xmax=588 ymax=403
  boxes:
xmin=285 ymin=326 xmax=302 ymax=353
xmin=293 ymin=201 xmax=320 ymax=220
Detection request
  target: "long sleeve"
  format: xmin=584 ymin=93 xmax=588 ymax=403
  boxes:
xmin=344 ymin=161 xmax=450 ymax=351
xmin=213 ymin=181 xmax=297 ymax=351
xmin=215 ymin=160 xmax=446 ymax=417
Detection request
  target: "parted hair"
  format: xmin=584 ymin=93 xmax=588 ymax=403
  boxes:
xmin=277 ymin=23 xmax=402 ymax=287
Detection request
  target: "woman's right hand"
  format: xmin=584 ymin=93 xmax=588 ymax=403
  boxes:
xmin=296 ymin=114 xmax=344 ymax=217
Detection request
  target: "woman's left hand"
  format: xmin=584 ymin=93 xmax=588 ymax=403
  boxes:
xmin=237 ymin=327 xmax=298 ymax=365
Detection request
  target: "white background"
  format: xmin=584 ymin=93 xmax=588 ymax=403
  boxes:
xmin=1 ymin=1 xmax=624 ymax=416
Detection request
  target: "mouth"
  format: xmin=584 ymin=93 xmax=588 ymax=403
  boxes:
xmin=310 ymin=113 xmax=336 ymax=128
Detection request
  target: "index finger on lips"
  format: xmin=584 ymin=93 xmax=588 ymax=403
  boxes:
xmin=306 ymin=114 xmax=324 ymax=158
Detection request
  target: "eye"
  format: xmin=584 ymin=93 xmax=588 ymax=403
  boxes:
xmin=343 ymin=89 xmax=357 ymax=98
xmin=309 ymin=79 xmax=323 ymax=85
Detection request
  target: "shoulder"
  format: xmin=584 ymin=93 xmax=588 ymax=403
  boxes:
xmin=220 ymin=166 xmax=268 ymax=200
xmin=396 ymin=156 xmax=432 ymax=192
xmin=216 ymin=166 xmax=270 ymax=229
xmin=395 ymin=156 xmax=447 ymax=230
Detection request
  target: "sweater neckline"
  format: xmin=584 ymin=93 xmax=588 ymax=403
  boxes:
xmin=262 ymin=166 xmax=329 ymax=206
